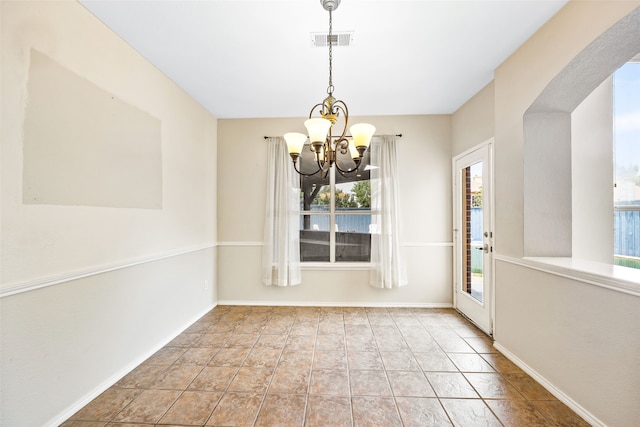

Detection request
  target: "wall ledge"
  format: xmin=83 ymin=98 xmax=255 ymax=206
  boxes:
xmin=494 ymin=254 xmax=640 ymax=298
xmin=493 ymin=341 xmax=605 ymax=427
xmin=0 ymin=243 xmax=216 ymax=299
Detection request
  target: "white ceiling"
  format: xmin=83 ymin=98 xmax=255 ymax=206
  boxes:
xmin=79 ymin=0 xmax=568 ymax=119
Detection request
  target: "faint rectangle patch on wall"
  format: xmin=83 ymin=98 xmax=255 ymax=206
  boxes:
xmin=22 ymin=49 xmax=162 ymax=209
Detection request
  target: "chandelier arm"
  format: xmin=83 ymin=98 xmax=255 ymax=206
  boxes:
xmin=332 ymin=101 xmax=348 ymax=119
xmin=333 ymin=136 xmax=349 ymax=154
xmin=309 ymin=102 xmax=326 ymax=118
xmin=316 ymin=154 xmax=331 ymax=177
xmin=332 ymin=101 xmax=349 ymax=140
xmin=292 ymin=159 xmax=323 ymax=177
xmin=334 ymin=160 xmax=360 ymax=176
xmin=333 ymin=99 xmax=349 ymax=117
xmin=316 ymin=142 xmax=331 ymax=165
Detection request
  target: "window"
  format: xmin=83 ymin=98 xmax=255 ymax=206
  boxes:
xmin=298 ymin=144 xmax=372 ymax=262
xmin=613 ymin=61 xmax=640 ymax=268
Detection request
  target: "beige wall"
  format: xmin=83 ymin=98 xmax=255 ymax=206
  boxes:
xmin=451 ymin=80 xmax=495 ymax=156
xmin=572 ymin=77 xmax=614 ymax=263
xmin=217 ymin=115 xmax=453 ymax=305
xmin=1 ymin=2 xmax=217 ymax=425
xmin=494 ymin=260 xmax=640 ymax=426
xmin=490 ymin=2 xmax=640 ymax=426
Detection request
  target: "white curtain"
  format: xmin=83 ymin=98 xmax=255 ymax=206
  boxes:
xmin=262 ymin=137 xmax=302 ymax=286
xmin=369 ymin=135 xmax=407 ymax=288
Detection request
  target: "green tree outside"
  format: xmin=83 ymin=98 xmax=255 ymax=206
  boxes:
xmin=472 ymin=188 xmax=482 ymax=208
xmin=310 ymin=181 xmax=371 ymax=208
xmin=352 ymin=181 xmax=371 ymax=208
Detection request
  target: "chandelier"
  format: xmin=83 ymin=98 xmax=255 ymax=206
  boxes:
xmin=284 ymin=0 xmax=375 ymax=177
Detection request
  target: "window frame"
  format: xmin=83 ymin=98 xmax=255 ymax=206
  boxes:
xmin=613 ymin=61 xmax=640 ymax=268
xmin=298 ymin=152 xmax=373 ymax=265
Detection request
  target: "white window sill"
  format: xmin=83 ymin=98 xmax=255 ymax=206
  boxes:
xmin=516 ymin=256 xmax=640 ymax=297
xmin=301 ymin=262 xmax=372 ymax=271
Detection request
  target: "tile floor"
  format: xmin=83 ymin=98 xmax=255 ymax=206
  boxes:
xmin=63 ymin=306 xmax=589 ymax=426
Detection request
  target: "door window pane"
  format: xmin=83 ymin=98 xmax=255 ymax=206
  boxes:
xmin=462 ymin=162 xmax=484 ymax=303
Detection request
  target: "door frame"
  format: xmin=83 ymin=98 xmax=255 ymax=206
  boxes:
xmin=452 ymin=139 xmax=495 ymax=335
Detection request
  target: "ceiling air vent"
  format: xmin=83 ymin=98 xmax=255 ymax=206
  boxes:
xmin=311 ymin=31 xmax=354 ymax=47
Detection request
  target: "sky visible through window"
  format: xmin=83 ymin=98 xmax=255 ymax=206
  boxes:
xmin=614 ymin=61 xmax=640 ymax=203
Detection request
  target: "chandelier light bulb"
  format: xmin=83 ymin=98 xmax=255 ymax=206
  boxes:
xmin=304 ymin=118 xmax=332 ymax=144
xmin=348 ymin=140 xmax=359 ymax=159
xmin=350 ymin=123 xmax=376 ymax=149
xmin=284 ymin=132 xmax=307 ymax=155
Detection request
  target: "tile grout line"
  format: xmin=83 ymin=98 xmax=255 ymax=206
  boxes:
xmin=341 ymin=309 xmax=356 ymax=427
xmin=184 ymin=309 xmax=250 ymax=427
xmin=403 ymin=312 xmax=465 ymax=426
xmin=382 ymin=309 xmax=412 ymax=427
xmin=159 ymin=326 xmax=225 ymax=426
xmin=304 ymin=309 xmax=321 ymax=427
xmin=201 ymin=312 xmax=247 ymax=427
xmin=107 ymin=345 xmax=190 ymax=425
xmin=246 ymin=309 xmax=278 ymax=427
xmin=300 ymin=309 xmax=320 ymax=427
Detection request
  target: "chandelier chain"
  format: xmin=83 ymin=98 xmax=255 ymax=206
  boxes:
xmin=328 ymin=9 xmax=333 ymax=95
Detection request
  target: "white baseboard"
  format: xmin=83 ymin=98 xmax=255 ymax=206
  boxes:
xmin=48 ymin=303 xmax=217 ymax=427
xmin=217 ymin=300 xmax=453 ymax=308
xmin=493 ymin=342 xmax=603 ymax=427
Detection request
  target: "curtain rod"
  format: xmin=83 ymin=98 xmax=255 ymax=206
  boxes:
xmin=263 ymin=134 xmax=402 ymax=139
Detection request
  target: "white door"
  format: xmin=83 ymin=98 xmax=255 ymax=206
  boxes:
xmin=453 ymin=142 xmax=493 ymax=335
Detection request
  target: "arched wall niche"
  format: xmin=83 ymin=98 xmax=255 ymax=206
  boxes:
xmin=523 ymin=7 xmax=640 ymax=257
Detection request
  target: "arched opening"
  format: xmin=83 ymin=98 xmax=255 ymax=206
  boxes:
xmin=523 ymin=7 xmax=640 ymax=258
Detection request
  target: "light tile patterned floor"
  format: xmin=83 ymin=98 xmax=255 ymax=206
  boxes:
xmin=63 ymin=306 xmax=589 ymax=426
